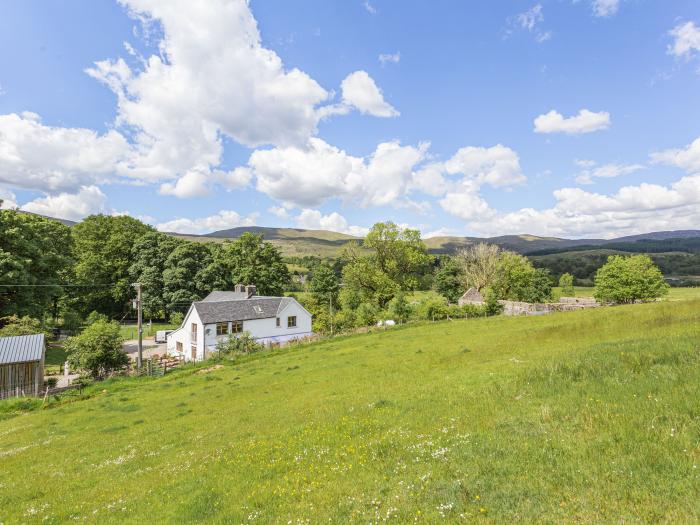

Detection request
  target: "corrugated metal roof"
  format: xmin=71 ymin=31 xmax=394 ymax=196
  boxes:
xmin=0 ymin=334 xmax=45 ymax=365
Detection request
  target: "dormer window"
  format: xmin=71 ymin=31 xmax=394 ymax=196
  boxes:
xmin=253 ymin=305 xmax=263 ymax=314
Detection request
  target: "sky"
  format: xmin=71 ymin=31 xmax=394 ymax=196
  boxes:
xmin=0 ymin=0 xmax=699 ymax=239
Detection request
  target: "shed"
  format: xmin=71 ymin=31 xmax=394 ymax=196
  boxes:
xmin=0 ymin=333 xmax=46 ymax=398
xmin=458 ymin=288 xmax=485 ymax=306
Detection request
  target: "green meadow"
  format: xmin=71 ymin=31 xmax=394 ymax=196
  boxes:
xmin=2 ymin=297 xmax=700 ymax=523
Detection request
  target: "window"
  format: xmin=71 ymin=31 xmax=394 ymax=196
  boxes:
xmin=276 ymin=317 xmax=280 ymax=327
xmin=253 ymin=305 xmax=263 ymax=314
xmin=176 ymin=342 xmax=183 ymax=354
xmin=232 ymin=321 xmax=243 ymax=333
xmin=216 ymin=322 xmax=228 ymax=336
xmin=287 ymin=316 xmax=297 ymax=328
xmin=191 ymin=323 xmax=197 ymax=343
xmin=190 ymin=345 xmax=197 ymax=360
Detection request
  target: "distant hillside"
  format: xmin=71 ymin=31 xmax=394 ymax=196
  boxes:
xmin=10 ymin=209 xmax=700 ymax=261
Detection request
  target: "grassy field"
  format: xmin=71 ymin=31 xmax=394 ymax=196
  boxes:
xmin=118 ymin=322 xmax=177 ymax=341
xmin=2 ymin=299 xmax=700 ymax=522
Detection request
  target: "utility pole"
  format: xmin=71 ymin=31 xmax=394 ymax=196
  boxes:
xmin=133 ymin=283 xmax=143 ymax=369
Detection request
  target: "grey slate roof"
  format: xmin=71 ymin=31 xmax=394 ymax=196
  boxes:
xmin=194 ymin=296 xmax=292 ymax=324
xmin=0 ymin=334 xmax=45 ymax=365
xmin=201 ymin=290 xmax=249 ymax=302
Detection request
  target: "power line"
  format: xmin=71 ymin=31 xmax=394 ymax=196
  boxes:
xmin=0 ymin=284 xmax=114 ymax=287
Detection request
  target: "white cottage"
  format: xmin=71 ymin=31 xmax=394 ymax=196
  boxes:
xmin=166 ymin=284 xmax=313 ymax=362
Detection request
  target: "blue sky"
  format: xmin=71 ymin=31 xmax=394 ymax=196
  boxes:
xmin=1 ymin=0 xmax=699 ymax=238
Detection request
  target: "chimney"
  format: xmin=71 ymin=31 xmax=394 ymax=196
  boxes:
xmin=234 ymin=283 xmax=245 ymax=293
xmin=245 ymin=284 xmax=257 ymax=298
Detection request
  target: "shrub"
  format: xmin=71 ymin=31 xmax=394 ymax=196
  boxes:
xmin=559 ymin=273 xmax=575 ymax=296
xmin=85 ymin=311 xmax=109 ymax=325
xmin=356 ymin=303 xmax=379 ymax=327
xmin=169 ymin=311 xmax=184 ymax=326
xmin=594 ymin=254 xmax=669 ymax=304
xmin=45 ymin=377 xmax=58 ymax=389
xmin=64 ymin=320 xmax=127 ymax=378
xmin=0 ymin=315 xmax=53 ymax=340
xmin=216 ymin=332 xmax=264 ymax=356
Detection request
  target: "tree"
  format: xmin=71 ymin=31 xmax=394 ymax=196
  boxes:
xmin=64 ymin=320 xmax=128 ymax=378
xmin=163 ymin=242 xmax=213 ymax=313
xmin=0 ymin=315 xmax=53 ymax=340
xmin=559 ymin=273 xmax=575 ymax=296
xmin=0 ymin=210 xmax=73 ymax=318
xmin=491 ymin=251 xmax=552 ymax=303
xmin=129 ymin=232 xmax=182 ymax=319
xmin=71 ymin=215 xmax=153 ymax=317
xmin=310 ymin=263 xmax=341 ymax=308
xmin=388 ymin=291 xmax=412 ymax=323
xmin=217 ymin=233 xmax=290 ymax=296
xmin=455 ymin=243 xmax=501 ymax=292
xmin=342 ymin=222 xmax=432 ymax=307
xmin=594 ymin=255 xmax=669 ymax=304
xmin=433 ymin=256 xmax=463 ymax=303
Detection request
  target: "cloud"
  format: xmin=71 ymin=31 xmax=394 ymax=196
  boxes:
xmin=0 ymin=187 xmax=18 ymax=209
xmin=378 ymin=52 xmax=401 ymax=65
xmin=156 ymin=210 xmax=258 ymax=234
xmin=651 ymin=135 xmax=700 ymax=175
xmin=268 ymin=205 xmax=291 ymax=220
xmin=363 ymin=0 xmax=377 ymax=15
xmin=250 ymin=137 xmax=427 ymax=207
xmin=0 ymin=112 xmax=131 ymax=193
xmin=534 ymin=109 xmax=611 ymax=134
xmin=468 ymin=175 xmax=700 ymax=238
xmin=340 ymin=71 xmax=399 ymax=118
xmin=438 ymin=144 xmax=525 ymax=220
xmin=509 ymin=3 xmax=552 ymax=43
xmin=294 ymin=208 xmax=368 ymax=236
xmin=668 ymin=21 xmax=700 ymax=61
xmin=20 ymin=186 xmax=109 ymax=221
xmin=159 ymin=166 xmax=251 ymax=198
xmin=575 ymin=163 xmax=646 ymax=184
xmin=591 ymin=0 xmax=620 ymax=17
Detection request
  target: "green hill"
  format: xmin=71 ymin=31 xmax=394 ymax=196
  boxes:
xmin=2 ymin=298 xmax=700 ymax=522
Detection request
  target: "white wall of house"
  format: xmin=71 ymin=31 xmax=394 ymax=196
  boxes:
xmin=167 ymin=299 xmax=312 ymax=362
xmin=166 ymin=306 xmax=206 ymax=362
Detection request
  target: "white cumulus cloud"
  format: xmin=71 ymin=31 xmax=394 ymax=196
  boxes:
xmin=340 ymin=71 xmax=399 ymax=118
xmin=0 ymin=112 xmax=131 ymax=193
xmin=156 ymin=210 xmax=258 ymax=234
xmin=21 ymin=186 xmax=109 ymax=222
xmin=591 ymin=0 xmax=620 ymax=18
xmin=294 ymin=208 xmax=368 ymax=236
xmin=651 ymin=135 xmax=700 ymax=175
xmin=575 ymin=162 xmax=646 ymax=184
xmin=534 ymin=109 xmax=611 ymax=134
xmin=250 ymin=138 xmax=426 ymax=207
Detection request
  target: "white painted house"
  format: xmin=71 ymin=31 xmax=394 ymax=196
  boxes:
xmin=166 ymin=284 xmax=313 ymax=362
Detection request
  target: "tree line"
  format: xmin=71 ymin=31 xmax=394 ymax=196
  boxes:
xmin=0 ymin=209 xmax=289 ymax=327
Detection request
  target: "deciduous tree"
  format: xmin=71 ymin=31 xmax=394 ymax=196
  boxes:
xmin=594 ymin=255 xmax=669 ymax=304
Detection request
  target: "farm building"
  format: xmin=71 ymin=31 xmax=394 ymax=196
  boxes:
xmin=0 ymin=333 xmax=46 ymax=399
xmin=458 ymin=288 xmax=485 ymax=306
xmin=167 ymin=284 xmax=313 ymax=362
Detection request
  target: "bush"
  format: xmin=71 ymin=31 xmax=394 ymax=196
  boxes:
xmin=85 ymin=311 xmax=109 ymax=325
xmin=216 ymin=332 xmax=264 ymax=356
xmin=169 ymin=311 xmax=184 ymax=326
xmin=594 ymin=255 xmax=669 ymax=304
xmin=356 ymin=303 xmax=379 ymax=327
xmin=0 ymin=315 xmax=53 ymax=340
xmin=45 ymin=377 xmax=58 ymax=389
xmin=421 ymin=298 xmax=449 ymax=321
xmin=559 ymin=273 xmax=575 ymax=296
xmin=64 ymin=320 xmax=127 ymax=378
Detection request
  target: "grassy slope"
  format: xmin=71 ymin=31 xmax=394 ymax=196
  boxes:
xmin=2 ymin=300 xmax=700 ymax=523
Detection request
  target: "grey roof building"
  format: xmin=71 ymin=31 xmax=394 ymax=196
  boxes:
xmin=0 ymin=333 xmax=46 ymax=398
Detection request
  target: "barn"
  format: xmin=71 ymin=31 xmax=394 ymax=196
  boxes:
xmin=0 ymin=333 xmax=46 ymax=399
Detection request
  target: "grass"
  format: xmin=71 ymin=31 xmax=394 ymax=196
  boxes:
xmin=1 ymin=299 xmax=700 ymax=522
xmin=118 ymin=322 xmax=177 ymax=341
xmin=44 ymin=345 xmax=68 ymax=375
